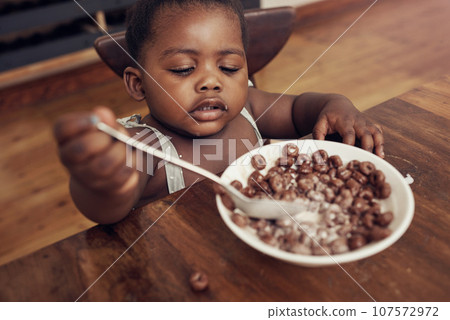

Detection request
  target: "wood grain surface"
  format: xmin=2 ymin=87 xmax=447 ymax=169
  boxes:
xmin=0 ymin=78 xmax=448 ymax=301
xmin=1 ymin=0 xmax=450 ymax=267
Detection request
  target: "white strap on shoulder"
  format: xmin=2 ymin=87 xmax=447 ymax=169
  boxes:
xmin=116 ymin=115 xmax=186 ymax=194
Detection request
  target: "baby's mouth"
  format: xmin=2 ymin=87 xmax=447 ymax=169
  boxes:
xmin=189 ymin=99 xmax=228 ymax=121
xmin=195 ymin=105 xmax=225 ymax=111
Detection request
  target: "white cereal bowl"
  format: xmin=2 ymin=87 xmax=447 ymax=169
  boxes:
xmin=216 ymin=140 xmax=415 ymax=267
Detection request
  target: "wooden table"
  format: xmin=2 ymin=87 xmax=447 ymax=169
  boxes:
xmin=0 ymin=76 xmax=449 ymax=302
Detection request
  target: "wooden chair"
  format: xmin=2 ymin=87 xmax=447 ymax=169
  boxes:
xmin=94 ymin=6 xmax=296 ymax=85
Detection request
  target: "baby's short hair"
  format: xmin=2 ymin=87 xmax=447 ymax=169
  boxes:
xmin=125 ymin=0 xmax=248 ymax=63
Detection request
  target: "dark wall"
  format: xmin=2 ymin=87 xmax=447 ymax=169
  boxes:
xmin=0 ymin=0 xmax=260 ymax=71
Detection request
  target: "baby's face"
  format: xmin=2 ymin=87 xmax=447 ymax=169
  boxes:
xmin=139 ymin=6 xmax=248 ymax=137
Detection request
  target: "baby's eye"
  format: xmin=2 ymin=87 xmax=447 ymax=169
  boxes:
xmin=220 ymin=66 xmax=240 ymax=74
xmin=169 ymin=67 xmax=195 ymax=76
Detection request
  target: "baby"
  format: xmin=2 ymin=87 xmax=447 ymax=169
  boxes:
xmin=54 ymin=0 xmax=384 ymax=224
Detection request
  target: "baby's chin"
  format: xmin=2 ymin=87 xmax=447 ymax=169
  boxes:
xmin=150 ymin=116 xmax=222 ymax=138
xmin=187 ymin=125 xmax=226 ymax=138
xmin=171 ymin=120 xmax=228 ymax=138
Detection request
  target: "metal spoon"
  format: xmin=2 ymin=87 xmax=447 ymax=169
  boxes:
xmin=97 ymin=122 xmax=311 ymax=219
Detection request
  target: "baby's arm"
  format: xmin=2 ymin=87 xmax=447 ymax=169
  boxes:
xmin=247 ymin=88 xmax=384 ymax=157
xmin=53 ymin=107 xmax=150 ymax=224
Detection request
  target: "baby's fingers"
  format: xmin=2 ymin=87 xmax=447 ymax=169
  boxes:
xmin=312 ymin=116 xmax=329 ymax=140
xmin=355 ymin=126 xmax=374 ymax=152
xmin=371 ymin=124 xmax=384 ymax=158
xmin=92 ymin=106 xmax=120 ymax=128
xmin=73 ymin=143 xmax=136 ymax=191
xmin=53 ymin=112 xmax=97 ymax=145
xmin=59 ymin=131 xmax=111 ymax=166
xmin=334 ymin=118 xmax=356 ymax=146
xmin=53 ymin=106 xmax=119 ymax=145
xmin=87 ymin=142 xmax=127 ymax=179
xmin=355 ymin=121 xmax=385 ymax=158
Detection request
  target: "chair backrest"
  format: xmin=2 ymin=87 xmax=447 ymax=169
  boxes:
xmin=94 ymin=6 xmax=295 ymax=80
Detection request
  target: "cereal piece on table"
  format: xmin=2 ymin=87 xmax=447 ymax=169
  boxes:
xmin=189 ymin=271 xmax=209 ymax=291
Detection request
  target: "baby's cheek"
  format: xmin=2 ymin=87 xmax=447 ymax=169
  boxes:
xmin=232 ymin=88 xmax=249 ymax=113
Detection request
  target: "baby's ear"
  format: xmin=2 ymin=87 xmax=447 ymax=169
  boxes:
xmin=124 ymin=67 xmax=145 ymax=101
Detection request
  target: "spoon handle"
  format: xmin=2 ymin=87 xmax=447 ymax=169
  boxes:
xmin=96 ymin=122 xmax=223 ymax=185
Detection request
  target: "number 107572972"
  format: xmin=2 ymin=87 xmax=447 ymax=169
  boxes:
xmin=372 ymin=306 xmax=438 ymax=317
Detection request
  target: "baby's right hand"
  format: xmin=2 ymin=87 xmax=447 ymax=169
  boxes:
xmin=54 ymin=106 xmax=136 ymax=195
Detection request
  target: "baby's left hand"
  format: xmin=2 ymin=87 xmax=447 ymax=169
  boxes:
xmin=312 ymin=95 xmax=385 ymax=158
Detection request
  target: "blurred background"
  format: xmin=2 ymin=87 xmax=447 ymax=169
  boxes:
xmin=0 ymin=0 xmax=260 ymax=72
xmin=0 ymin=0 xmax=449 ymax=266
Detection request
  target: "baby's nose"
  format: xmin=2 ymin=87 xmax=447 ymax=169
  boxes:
xmin=196 ymin=73 xmax=222 ymax=92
